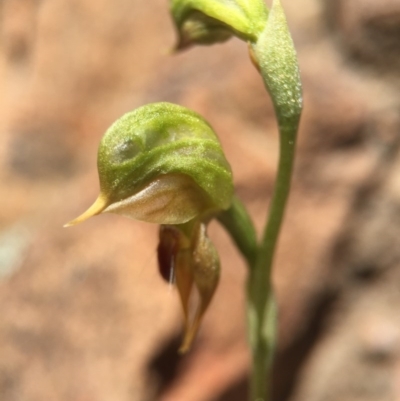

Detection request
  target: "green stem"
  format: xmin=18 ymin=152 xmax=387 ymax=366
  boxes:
xmin=246 ymin=1 xmax=302 ymax=397
xmin=217 ymin=196 xmax=258 ymax=268
xmin=247 ymin=124 xmax=296 ymax=400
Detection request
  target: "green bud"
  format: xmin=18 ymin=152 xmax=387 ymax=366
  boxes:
xmin=170 ymin=0 xmax=268 ymax=49
xmin=252 ymin=0 xmax=302 ymax=130
xmin=65 ymin=102 xmax=233 ymax=227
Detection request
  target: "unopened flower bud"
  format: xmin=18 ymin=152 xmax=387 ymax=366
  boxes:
xmin=170 ymin=0 xmax=268 ymax=49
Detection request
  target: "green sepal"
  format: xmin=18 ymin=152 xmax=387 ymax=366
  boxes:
xmin=98 ymin=102 xmax=233 ymax=210
xmin=65 ymin=102 xmax=233 ymax=227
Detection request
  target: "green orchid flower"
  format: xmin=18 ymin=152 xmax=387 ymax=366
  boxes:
xmin=65 ymin=102 xmax=233 ymax=352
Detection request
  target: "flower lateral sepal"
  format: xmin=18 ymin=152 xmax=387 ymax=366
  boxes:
xmin=157 ymin=221 xmax=220 ymax=353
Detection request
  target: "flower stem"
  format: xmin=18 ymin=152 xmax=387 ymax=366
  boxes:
xmin=217 ymin=196 xmax=258 ymax=268
xmin=247 ymin=124 xmax=296 ymax=400
xmin=246 ymin=1 xmax=302 ymax=397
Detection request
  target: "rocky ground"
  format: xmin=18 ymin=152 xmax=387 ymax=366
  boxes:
xmin=1 ymin=0 xmax=400 ymax=400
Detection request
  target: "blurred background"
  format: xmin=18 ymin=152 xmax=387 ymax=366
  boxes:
xmin=1 ymin=0 xmax=400 ymax=400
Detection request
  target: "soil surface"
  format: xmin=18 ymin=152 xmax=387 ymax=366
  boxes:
xmin=1 ymin=1 xmax=400 ymax=400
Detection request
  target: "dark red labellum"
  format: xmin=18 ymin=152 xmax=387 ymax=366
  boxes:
xmin=157 ymin=226 xmax=180 ymax=284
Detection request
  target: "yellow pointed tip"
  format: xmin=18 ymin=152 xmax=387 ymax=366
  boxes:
xmin=178 ymin=321 xmax=194 ymax=354
xmin=165 ymin=45 xmax=177 ymax=55
xmin=168 ymin=44 xmax=183 ymax=55
xmin=170 ymin=37 xmax=193 ymax=54
xmin=178 ymin=343 xmax=190 ymax=355
xmin=178 ymin=308 xmax=205 ymax=354
xmin=64 ymin=195 xmax=109 ymax=228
